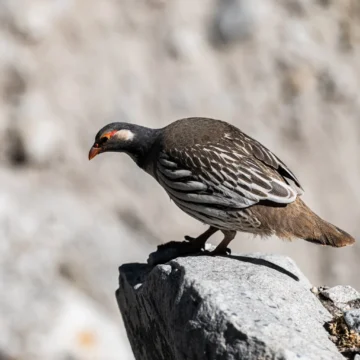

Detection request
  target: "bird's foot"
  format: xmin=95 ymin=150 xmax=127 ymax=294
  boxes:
xmin=184 ymin=235 xmax=195 ymax=242
xmin=208 ymin=247 xmax=232 ymax=256
xmin=184 ymin=235 xmax=206 ymax=251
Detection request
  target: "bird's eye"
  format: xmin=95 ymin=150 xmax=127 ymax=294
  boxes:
xmin=99 ymin=136 xmax=109 ymax=145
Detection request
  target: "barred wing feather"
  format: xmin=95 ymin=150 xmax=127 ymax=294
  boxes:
xmin=235 ymin=133 xmax=303 ymax=194
xmin=157 ymin=142 xmax=300 ymax=212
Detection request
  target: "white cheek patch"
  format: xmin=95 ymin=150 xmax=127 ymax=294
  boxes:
xmin=114 ymin=129 xmax=135 ymax=141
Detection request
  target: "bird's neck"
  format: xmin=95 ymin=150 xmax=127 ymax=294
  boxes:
xmin=128 ymin=126 xmax=161 ymax=170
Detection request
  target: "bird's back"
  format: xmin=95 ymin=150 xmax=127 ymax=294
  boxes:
xmin=162 ymin=117 xmax=234 ymax=149
xmin=161 ymin=117 xmax=302 ymax=194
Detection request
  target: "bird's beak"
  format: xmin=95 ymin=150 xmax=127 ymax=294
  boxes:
xmin=88 ymin=146 xmax=101 ymax=160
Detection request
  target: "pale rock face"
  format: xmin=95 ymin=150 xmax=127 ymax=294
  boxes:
xmin=0 ymin=0 xmax=359 ymax=358
xmin=117 ymin=253 xmax=344 ymax=360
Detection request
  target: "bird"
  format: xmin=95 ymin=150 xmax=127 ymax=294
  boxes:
xmin=89 ymin=117 xmax=355 ymax=255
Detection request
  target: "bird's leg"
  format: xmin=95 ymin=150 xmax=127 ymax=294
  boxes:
xmin=210 ymin=230 xmax=236 ymax=255
xmin=184 ymin=226 xmax=219 ymax=250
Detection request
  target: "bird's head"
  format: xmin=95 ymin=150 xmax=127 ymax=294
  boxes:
xmin=89 ymin=122 xmax=159 ymax=164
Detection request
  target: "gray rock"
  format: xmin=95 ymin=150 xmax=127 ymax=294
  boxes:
xmin=321 ymin=286 xmax=360 ymax=304
xmin=355 ymin=355 xmax=360 ymax=360
xmin=117 ymin=252 xmax=343 ymax=360
xmin=344 ymin=309 xmax=360 ymax=334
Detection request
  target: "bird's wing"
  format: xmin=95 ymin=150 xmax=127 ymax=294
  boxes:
xmin=156 ymin=139 xmax=300 ymax=210
xmin=237 ymin=132 xmax=303 ymax=195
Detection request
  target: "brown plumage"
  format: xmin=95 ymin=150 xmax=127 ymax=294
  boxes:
xmin=89 ymin=117 xmax=355 ymax=254
xmin=251 ymin=198 xmax=354 ymax=247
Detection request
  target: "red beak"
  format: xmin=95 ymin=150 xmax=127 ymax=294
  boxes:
xmin=88 ymin=146 xmax=101 ymax=160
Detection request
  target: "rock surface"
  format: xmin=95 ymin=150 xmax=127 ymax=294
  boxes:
xmin=344 ymin=310 xmax=360 ymax=334
xmin=316 ymin=285 xmax=360 ymax=357
xmin=322 ymin=286 xmax=360 ymax=306
xmin=117 ymin=252 xmax=344 ymax=360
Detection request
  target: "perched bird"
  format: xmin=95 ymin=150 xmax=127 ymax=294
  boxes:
xmin=89 ymin=117 xmax=355 ymax=254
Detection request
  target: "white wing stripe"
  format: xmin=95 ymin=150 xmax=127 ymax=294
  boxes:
xmin=158 ymin=171 xmax=254 ymax=207
xmin=158 ymin=158 xmax=178 ymax=168
xmin=157 ymin=146 xmax=298 ymax=211
xmin=157 ymin=171 xmax=207 ymax=192
xmin=157 ymin=164 xmax=192 ymax=179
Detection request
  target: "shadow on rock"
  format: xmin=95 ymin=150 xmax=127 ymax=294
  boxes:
xmin=146 ymin=240 xmax=299 ymax=282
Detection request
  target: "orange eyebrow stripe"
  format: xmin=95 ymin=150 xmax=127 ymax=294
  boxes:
xmin=102 ymin=130 xmax=118 ymax=139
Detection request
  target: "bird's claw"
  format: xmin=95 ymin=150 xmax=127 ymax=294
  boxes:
xmin=209 ymin=247 xmax=231 ymax=256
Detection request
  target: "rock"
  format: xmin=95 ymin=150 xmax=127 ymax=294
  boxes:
xmin=117 ymin=252 xmax=343 ymax=360
xmin=321 ymin=286 xmax=360 ymax=305
xmin=325 ymin=315 xmax=360 ymax=358
xmin=344 ymin=309 xmax=360 ymax=334
xmin=317 ymin=288 xmax=360 ymax=357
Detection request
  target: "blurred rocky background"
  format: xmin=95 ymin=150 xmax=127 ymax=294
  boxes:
xmin=0 ymin=0 xmax=359 ymax=359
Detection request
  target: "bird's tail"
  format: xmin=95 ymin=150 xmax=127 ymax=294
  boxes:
xmin=304 ymin=220 xmax=355 ymax=247
xmin=278 ymin=198 xmax=355 ymax=247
